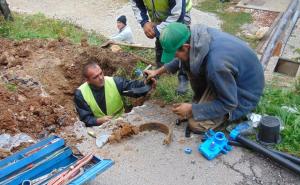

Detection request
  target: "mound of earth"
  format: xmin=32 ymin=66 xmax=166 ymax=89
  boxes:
xmin=0 ymin=83 xmax=74 ymax=138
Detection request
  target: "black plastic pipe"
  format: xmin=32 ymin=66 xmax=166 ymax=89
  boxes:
xmin=228 ymin=140 xmax=300 ymax=165
xmin=271 ymin=150 xmax=300 ymax=165
xmin=236 ymin=135 xmax=300 ymax=175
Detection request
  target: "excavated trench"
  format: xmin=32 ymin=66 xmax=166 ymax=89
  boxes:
xmin=0 ymin=38 xmax=148 ymax=157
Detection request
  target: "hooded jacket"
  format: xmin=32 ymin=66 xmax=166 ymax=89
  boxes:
xmin=165 ymin=24 xmax=265 ymax=121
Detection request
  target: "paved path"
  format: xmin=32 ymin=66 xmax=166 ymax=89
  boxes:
xmin=71 ymin=102 xmax=300 ymax=185
xmin=7 ymin=0 xmax=220 ymax=47
xmin=237 ymin=0 xmax=291 ymax=12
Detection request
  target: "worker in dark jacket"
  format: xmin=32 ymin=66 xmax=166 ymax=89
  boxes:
xmin=74 ymin=61 xmax=156 ymax=127
xmin=145 ymin=23 xmax=265 ymax=133
xmin=131 ymin=0 xmax=192 ymax=95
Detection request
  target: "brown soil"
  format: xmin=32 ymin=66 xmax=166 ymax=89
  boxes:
xmin=0 ymin=148 xmax=12 ymax=159
xmin=108 ymin=120 xmax=139 ymax=143
xmin=0 ymin=84 xmax=74 ymax=138
xmin=10 ymin=142 xmax=34 ymax=153
xmin=0 ymin=38 xmax=141 ymax=141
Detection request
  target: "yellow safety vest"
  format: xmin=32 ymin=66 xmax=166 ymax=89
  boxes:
xmin=144 ymin=0 xmax=192 ymax=23
xmin=78 ymin=76 xmax=124 ymax=118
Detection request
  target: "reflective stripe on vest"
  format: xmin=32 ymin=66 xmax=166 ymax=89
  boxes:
xmin=78 ymin=76 xmax=124 ymax=118
xmin=144 ymin=0 xmax=192 ymax=23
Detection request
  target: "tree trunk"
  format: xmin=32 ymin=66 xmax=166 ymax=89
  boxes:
xmin=0 ymin=0 xmax=13 ymax=21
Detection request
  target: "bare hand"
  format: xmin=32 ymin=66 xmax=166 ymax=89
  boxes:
xmin=172 ymin=103 xmax=193 ymax=119
xmin=96 ymin=116 xmax=112 ymax=125
xmin=144 ymin=77 xmax=157 ymax=90
xmin=144 ymin=70 xmax=158 ymax=81
xmin=143 ymin=22 xmax=155 ymax=39
xmin=150 ymin=78 xmax=157 ymax=89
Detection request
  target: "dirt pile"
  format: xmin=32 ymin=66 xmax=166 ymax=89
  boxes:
xmin=0 ymin=38 xmax=142 ymax=139
xmin=0 ymin=84 xmax=74 ymax=138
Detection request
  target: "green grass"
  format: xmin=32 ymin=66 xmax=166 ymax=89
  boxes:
xmin=196 ymin=0 xmax=256 ymax=47
xmin=152 ymin=75 xmax=193 ymax=103
xmin=293 ymin=48 xmax=300 ymax=62
xmin=5 ymin=83 xmax=17 ymax=92
xmin=122 ymin=46 xmax=156 ymax=62
xmin=197 ymin=0 xmax=252 ymax=35
xmin=295 ymin=77 xmax=300 ymax=94
xmin=0 ymin=13 xmax=106 ymax=44
xmin=294 ymin=48 xmax=300 ymax=54
xmin=255 ymin=83 xmax=300 ymax=156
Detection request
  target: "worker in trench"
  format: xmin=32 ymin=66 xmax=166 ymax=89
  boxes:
xmin=145 ymin=23 xmax=265 ymax=133
xmin=130 ymin=0 xmax=192 ymax=95
xmin=74 ymin=61 xmax=156 ymax=127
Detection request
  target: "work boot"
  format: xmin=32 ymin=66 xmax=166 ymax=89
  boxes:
xmin=176 ymin=75 xmax=189 ymax=95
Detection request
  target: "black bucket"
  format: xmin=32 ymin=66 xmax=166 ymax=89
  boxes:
xmin=256 ymin=116 xmax=281 ymax=145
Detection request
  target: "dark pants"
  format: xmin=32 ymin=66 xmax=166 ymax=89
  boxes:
xmin=155 ymin=39 xmax=187 ymax=77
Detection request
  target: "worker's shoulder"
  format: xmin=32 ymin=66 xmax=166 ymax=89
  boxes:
xmin=74 ymin=88 xmax=83 ymax=97
xmin=206 ymin=51 xmax=227 ymax=69
xmin=112 ymin=76 xmax=128 ymax=86
xmin=112 ymin=76 xmax=125 ymax=82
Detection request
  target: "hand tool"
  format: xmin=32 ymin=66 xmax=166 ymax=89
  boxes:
xmin=122 ymin=64 xmax=153 ymax=96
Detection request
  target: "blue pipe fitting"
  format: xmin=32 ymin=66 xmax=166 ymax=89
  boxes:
xmin=229 ymin=129 xmax=240 ymax=140
xmin=199 ymin=130 xmax=232 ymax=160
xmin=184 ymin=148 xmax=192 ymax=154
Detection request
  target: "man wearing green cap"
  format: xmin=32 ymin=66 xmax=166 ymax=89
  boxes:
xmin=131 ymin=0 xmax=192 ymax=95
xmin=145 ymin=22 xmax=265 ymax=133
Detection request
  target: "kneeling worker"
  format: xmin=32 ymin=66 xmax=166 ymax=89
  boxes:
xmin=74 ymin=61 xmax=156 ymax=127
xmin=145 ymin=23 xmax=265 ymax=133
